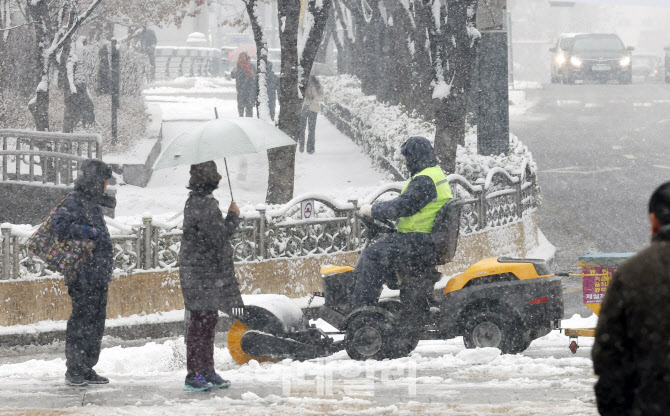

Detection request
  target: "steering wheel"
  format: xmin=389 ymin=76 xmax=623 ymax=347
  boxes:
xmin=357 ymin=213 xmax=396 ymax=238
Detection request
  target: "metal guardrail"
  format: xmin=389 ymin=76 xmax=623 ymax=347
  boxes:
xmin=154 ymin=47 xmax=223 ymax=80
xmin=0 ymin=129 xmax=102 ymax=186
xmin=0 ymin=175 xmax=540 ymax=280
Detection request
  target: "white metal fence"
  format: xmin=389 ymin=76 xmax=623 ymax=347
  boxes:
xmin=0 ymin=172 xmax=539 ymax=281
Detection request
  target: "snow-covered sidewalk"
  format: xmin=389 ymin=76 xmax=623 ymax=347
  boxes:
xmin=112 ymin=78 xmax=389 ymax=220
xmin=0 ymin=316 xmax=598 ymax=415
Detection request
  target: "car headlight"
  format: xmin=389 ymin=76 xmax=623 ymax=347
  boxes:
xmin=619 ymin=56 xmax=631 ymax=67
xmin=555 ymin=55 xmax=566 ymax=66
xmin=570 ymin=56 xmax=583 ymax=67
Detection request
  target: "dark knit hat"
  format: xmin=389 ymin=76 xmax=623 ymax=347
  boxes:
xmin=189 ymin=161 xmax=222 ymax=187
xmin=75 ymin=159 xmax=113 ymax=195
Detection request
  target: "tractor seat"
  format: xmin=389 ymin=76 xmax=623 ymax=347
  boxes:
xmin=430 ymin=198 xmax=465 ymax=266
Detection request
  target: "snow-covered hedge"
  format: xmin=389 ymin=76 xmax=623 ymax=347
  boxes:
xmin=319 ymin=75 xmax=537 ymax=184
xmin=83 ymin=42 xmax=149 ymax=97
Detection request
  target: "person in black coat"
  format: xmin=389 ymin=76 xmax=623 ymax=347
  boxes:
xmin=179 ymin=161 xmax=243 ymax=391
xmin=351 ymin=137 xmax=452 ymax=314
xmin=50 ymin=159 xmax=115 ymax=387
xmin=231 ymin=52 xmax=257 ymax=118
xmin=266 ymin=61 xmax=280 ymax=121
xmin=593 ymin=182 xmax=670 ymax=416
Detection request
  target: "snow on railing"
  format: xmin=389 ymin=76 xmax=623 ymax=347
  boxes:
xmin=0 ymin=175 xmax=539 ymax=280
xmin=0 ymin=129 xmax=102 ymax=186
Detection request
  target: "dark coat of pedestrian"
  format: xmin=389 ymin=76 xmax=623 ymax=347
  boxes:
xmin=299 ymin=76 xmax=322 ymax=154
xmin=266 ymin=61 xmax=280 ymax=121
xmin=179 ymin=161 xmax=243 ymax=391
xmin=593 ymin=181 xmax=670 ymax=416
xmin=231 ymin=52 xmax=257 ymax=118
xmin=50 ymin=159 xmax=115 ymax=387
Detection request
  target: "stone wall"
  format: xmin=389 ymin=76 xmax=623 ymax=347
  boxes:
xmin=0 ymin=182 xmax=72 ymax=224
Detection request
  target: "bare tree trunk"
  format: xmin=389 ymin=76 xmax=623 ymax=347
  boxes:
xmin=266 ymin=0 xmax=333 ymax=204
xmin=432 ymin=0 xmax=479 ymax=174
xmin=27 ymin=0 xmax=51 ymax=131
xmin=266 ymin=0 xmax=301 ymax=205
xmin=62 ymin=38 xmax=96 ymax=133
xmin=244 ymin=0 xmax=271 ymax=121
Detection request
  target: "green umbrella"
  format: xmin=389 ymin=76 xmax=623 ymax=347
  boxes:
xmin=153 ymin=116 xmax=296 ymax=199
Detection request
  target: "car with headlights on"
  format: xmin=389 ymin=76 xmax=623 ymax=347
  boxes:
xmin=550 ymin=33 xmax=579 ymax=83
xmin=559 ymin=33 xmax=634 ymax=84
xmin=632 ymin=55 xmax=663 ymax=83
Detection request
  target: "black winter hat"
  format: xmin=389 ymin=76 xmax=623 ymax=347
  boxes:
xmin=189 ymin=161 xmax=222 ymax=187
xmin=75 ymin=159 xmax=112 ymax=196
xmin=400 ymin=136 xmax=438 ymax=176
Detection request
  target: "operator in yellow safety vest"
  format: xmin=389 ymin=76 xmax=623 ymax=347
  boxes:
xmin=352 ymin=136 xmax=453 ymax=309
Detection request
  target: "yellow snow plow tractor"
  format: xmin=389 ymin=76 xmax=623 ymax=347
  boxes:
xmin=228 ymin=200 xmax=564 ymax=364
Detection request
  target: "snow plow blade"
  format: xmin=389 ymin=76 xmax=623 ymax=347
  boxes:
xmin=228 ymin=295 xmax=307 ymax=365
xmin=227 ymin=321 xmax=279 ymax=365
xmin=240 ymin=330 xmax=322 ymax=361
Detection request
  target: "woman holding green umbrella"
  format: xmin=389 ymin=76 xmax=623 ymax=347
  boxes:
xmin=179 ymin=161 xmax=243 ymax=391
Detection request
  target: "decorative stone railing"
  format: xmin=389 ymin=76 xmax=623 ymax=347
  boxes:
xmin=0 ymin=129 xmax=102 ymax=186
xmin=0 ymin=173 xmax=539 ymax=280
xmin=154 ymin=47 xmax=223 ymax=80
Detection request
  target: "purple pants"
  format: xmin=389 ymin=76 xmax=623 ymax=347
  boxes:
xmin=186 ymin=310 xmax=218 ymax=376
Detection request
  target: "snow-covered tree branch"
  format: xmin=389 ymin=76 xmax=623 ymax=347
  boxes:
xmin=25 ymin=0 xmax=104 ymax=131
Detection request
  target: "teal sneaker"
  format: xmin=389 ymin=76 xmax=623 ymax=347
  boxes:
xmin=205 ymin=372 xmax=231 ymax=389
xmin=184 ymin=373 xmax=212 ymax=392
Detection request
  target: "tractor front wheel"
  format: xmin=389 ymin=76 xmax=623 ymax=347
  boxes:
xmin=345 ymin=313 xmax=394 ymax=361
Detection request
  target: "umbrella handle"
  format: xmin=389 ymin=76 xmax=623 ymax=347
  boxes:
xmin=224 ymin=158 xmax=234 ymax=201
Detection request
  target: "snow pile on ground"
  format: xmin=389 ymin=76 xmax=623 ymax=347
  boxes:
xmin=0 ymin=327 xmax=599 ymax=415
xmin=319 ymin=75 xmax=537 ymax=183
xmin=509 ymin=89 xmax=535 ymax=116
xmin=513 ymin=81 xmax=544 ymax=90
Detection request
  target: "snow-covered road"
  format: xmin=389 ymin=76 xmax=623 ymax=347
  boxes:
xmin=0 ymin=316 xmax=598 ymax=415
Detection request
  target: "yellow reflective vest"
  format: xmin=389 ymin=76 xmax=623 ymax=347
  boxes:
xmin=397 ymin=166 xmax=453 ymax=234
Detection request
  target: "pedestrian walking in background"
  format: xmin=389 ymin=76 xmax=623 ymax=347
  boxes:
xmin=266 ymin=61 xmax=280 ymax=121
xmin=299 ymin=76 xmax=322 ymax=154
xmin=231 ymin=52 xmax=257 ymax=118
xmin=50 ymin=160 xmax=116 ymax=387
xmin=593 ymin=181 xmax=670 ymax=416
xmin=179 ymin=161 xmax=244 ymax=392
xmin=132 ymin=27 xmax=158 ymax=83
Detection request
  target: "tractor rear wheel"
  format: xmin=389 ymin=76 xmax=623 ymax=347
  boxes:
xmin=463 ymin=308 xmax=528 ymax=354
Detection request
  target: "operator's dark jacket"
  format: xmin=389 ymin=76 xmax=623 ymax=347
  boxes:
xmin=179 ymin=192 xmax=244 ymax=312
xmin=351 ymin=137 xmax=443 ymax=308
xmin=50 ymin=160 xmax=116 ymax=284
xmin=371 ymin=137 xmax=439 ymax=221
xmin=593 ymin=225 xmax=670 ymax=416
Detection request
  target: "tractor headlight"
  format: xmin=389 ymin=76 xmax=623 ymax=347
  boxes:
xmin=619 ymin=56 xmax=631 ymax=67
xmin=570 ymin=56 xmax=583 ymax=67
xmin=555 ymin=55 xmax=566 ymax=66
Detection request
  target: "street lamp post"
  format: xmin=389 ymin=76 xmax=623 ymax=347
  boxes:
xmin=475 ymin=0 xmax=511 ymax=157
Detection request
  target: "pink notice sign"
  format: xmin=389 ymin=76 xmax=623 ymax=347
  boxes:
xmin=582 ymin=267 xmax=615 ymax=304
